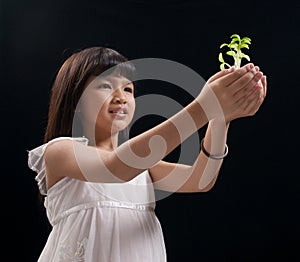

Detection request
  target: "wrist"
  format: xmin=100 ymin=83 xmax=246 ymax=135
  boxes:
xmin=208 ymin=117 xmax=230 ymax=129
xmin=196 ymin=85 xmax=226 ymax=122
xmin=201 ymin=138 xmax=228 ymax=160
xmin=187 ymin=99 xmax=209 ymax=128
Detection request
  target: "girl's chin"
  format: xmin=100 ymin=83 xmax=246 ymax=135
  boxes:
xmin=111 ymin=122 xmax=130 ymax=132
xmin=111 ymin=126 xmax=129 ymax=133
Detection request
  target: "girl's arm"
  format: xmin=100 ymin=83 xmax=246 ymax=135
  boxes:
xmin=44 ymin=64 xmax=265 ymax=187
xmin=150 ymin=70 xmax=267 ymax=193
xmin=149 ymin=119 xmax=230 ymax=193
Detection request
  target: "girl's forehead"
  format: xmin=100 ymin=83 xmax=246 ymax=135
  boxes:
xmin=94 ymin=74 xmax=133 ymax=85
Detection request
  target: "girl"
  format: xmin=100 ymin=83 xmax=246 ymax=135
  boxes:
xmin=28 ymin=46 xmax=266 ymax=261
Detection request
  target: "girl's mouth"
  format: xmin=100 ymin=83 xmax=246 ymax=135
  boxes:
xmin=109 ymin=107 xmax=128 ymax=116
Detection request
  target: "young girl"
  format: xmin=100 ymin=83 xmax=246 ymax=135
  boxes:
xmin=28 ymin=47 xmax=266 ymax=261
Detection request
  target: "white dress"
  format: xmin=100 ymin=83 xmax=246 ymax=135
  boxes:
xmin=28 ymin=137 xmax=167 ymax=262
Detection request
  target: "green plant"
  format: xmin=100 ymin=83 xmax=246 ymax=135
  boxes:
xmin=218 ymin=34 xmax=251 ymax=70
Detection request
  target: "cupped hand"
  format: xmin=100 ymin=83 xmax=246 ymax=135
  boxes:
xmin=197 ymin=63 xmax=267 ymax=122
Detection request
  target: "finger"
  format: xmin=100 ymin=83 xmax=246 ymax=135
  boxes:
xmin=234 ymin=73 xmax=264 ymax=102
xmin=230 ymin=70 xmax=263 ymax=97
xmin=215 ymin=63 xmax=254 ymax=87
xmin=235 ymin=85 xmax=254 ymax=108
xmin=207 ymin=66 xmax=235 ymax=83
xmin=244 ymin=96 xmax=261 ymax=116
xmin=235 ymin=89 xmax=260 ymax=117
xmin=232 ymin=75 xmax=257 ymax=101
xmin=261 ymin=75 xmax=267 ymax=98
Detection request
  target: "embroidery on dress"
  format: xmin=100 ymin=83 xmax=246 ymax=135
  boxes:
xmin=59 ymin=237 xmax=88 ymax=261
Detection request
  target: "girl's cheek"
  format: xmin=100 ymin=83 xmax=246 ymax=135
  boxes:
xmin=81 ymin=93 xmax=110 ymax=122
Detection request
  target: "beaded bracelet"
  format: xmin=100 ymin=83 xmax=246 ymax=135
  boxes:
xmin=200 ymin=138 xmax=228 ymax=160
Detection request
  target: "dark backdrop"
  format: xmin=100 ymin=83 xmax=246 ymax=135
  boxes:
xmin=2 ymin=0 xmax=299 ymax=261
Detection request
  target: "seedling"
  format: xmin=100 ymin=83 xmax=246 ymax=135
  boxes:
xmin=218 ymin=34 xmax=251 ymax=70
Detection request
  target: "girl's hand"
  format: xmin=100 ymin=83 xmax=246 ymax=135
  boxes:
xmin=197 ymin=63 xmax=266 ymax=122
xmin=236 ymin=67 xmax=267 ymax=120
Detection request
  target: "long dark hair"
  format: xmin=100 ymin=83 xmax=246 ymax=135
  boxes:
xmin=44 ymin=46 xmax=135 ymax=143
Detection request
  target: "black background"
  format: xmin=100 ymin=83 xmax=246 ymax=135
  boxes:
xmin=2 ymin=0 xmax=299 ymax=261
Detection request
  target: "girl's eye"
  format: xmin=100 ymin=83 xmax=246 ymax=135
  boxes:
xmin=124 ymin=87 xmax=133 ymax=93
xmin=99 ymin=84 xmax=112 ymax=89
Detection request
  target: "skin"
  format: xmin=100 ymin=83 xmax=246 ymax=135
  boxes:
xmin=78 ymin=74 xmax=136 ymax=150
xmin=45 ymin=63 xmax=267 ymax=193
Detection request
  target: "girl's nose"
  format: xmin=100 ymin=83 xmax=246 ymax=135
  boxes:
xmin=112 ymin=89 xmax=127 ymax=104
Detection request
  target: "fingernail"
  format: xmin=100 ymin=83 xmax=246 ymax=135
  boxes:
xmin=251 ymin=68 xmax=257 ymax=74
xmin=254 ymin=84 xmax=261 ymax=90
xmin=247 ymin=64 xmax=254 ymax=70
xmin=227 ymin=66 xmax=234 ymax=72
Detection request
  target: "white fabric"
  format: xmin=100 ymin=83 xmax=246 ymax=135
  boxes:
xmin=28 ymin=137 xmax=167 ymax=262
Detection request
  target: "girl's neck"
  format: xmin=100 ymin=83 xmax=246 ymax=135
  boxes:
xmin=83 ymin=129 xmax=119 ymax=151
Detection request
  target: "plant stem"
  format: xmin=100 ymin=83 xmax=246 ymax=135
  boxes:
xmin=235 ymin=49 xmax=242 ymax=68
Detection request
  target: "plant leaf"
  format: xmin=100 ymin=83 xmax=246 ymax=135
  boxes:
xmin=230 ymin=38 xmax=239 ymax=45
xmin=239 ymin=43 xmax=249 ymax=49
xmin=218 ymin=53 xmax=225 ymax=63
xmin=241 ymin=37 xmax=251 ymax=44
xmin=241 ymin=54 xmax=250 ymax=61
xmin=230 ymin=34 xmax=240 ymax=40
xmin=220 ymin=43 xmax=228 ymax=48
xmin=228 ymin=43 xmax=238 ymax=50
xmin=226 ymin=50 xmax=235 ymax=57
xmin=242 ymin=36 xmax=251 ymax=40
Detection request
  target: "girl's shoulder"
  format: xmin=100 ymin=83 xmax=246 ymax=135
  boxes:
xmin=27 ymin=136 xmax=89 ymax=195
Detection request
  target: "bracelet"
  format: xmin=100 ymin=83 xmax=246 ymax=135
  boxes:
xmin=200 ymin=138 xmax=228 ymax=160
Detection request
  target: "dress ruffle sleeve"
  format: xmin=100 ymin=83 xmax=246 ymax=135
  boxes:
xmin=27 ymin=137 xmax=89 ymax=195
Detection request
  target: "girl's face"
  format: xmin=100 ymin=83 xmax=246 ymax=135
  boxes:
xmin=79 ymin=73 xmax=136 ymax=136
